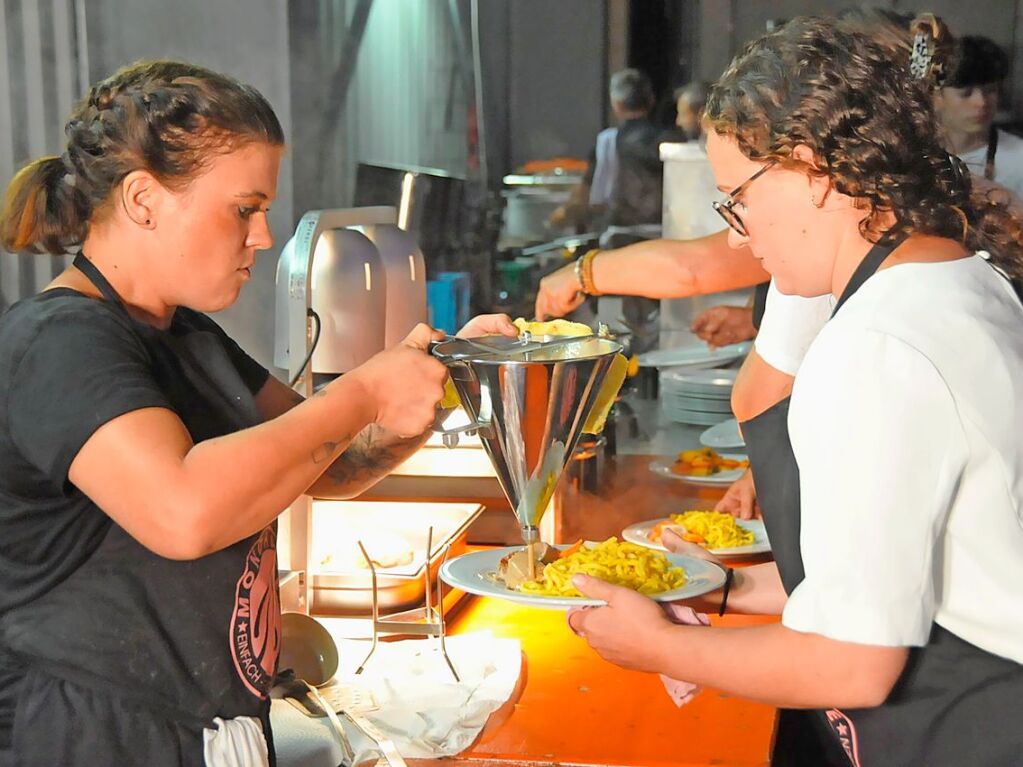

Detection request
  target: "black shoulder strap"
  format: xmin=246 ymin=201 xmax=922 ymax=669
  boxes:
xmin=751 ymin=280 xmax=770 ymax=330
xmin=985 ymin=125 xmax=999 ymax=181
xmin=831 ymin=237 xmax=906 ymax=318
xmin=72 ymin=253 xmax=125 ymax=310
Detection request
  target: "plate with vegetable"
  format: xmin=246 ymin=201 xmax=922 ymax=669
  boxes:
xmin=439 ymin=538 xmax=727 ymax=609
xmin=649 ymin=448 xmax=749 ymax=485
xmin=623 ymin=510 xmax=770 ymax=557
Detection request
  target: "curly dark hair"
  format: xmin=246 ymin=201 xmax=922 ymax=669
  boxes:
xmin=1 ymin=60 xmax=284 ymax=255
xmin=704 ymin=14 xmax=1023 ymax=281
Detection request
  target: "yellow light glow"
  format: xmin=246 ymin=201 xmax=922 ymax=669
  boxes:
xmin=393 ymin=446 xmax=495 ymax=477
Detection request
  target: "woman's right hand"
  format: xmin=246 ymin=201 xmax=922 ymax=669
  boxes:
xmin=350 ymin=323 xmax=448 ymax=437
xmin=714 ymin=469 xmax=761 ymax=520
xmin=535 ymin=261 xmax=586 ymax=320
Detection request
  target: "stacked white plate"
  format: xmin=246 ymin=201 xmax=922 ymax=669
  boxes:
xmin=660 ymin=367 xmax=736 ymax=426
xmin=638 ymin=340 xmax=750 ymax=371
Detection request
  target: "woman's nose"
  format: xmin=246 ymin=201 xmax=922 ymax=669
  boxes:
xmin=247 ymin=213 xmax=274 ymax=250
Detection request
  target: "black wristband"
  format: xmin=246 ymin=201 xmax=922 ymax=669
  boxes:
xmin=718 ymin=567 xmax=735 ymax=617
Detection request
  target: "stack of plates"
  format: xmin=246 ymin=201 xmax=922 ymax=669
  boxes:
xmin=637 ymin=339 xmax=750 ymax=371
xmin=660 ymin=367 xmax=736 ymax=426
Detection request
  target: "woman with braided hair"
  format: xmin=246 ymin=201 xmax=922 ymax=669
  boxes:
xmin=567 ymin=14 xmax=1023 ymax=767
xmin=0 ymin=61 xmax=513 ymax=766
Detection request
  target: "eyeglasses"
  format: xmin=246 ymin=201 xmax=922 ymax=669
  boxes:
xmin=712 ymin=161 xmax=777 ymax=237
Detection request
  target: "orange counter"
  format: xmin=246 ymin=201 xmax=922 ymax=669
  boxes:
xmin=404 ymin=454 xmax=779 ymax=766
xmin=411 ymin=598 xmax=777 ymax=767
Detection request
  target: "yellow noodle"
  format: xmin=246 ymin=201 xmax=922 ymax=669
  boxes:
xmin=668 ymin=510 xmax=754 ymax=549
xmin=519 ymin=538 xmax=687 ymax=597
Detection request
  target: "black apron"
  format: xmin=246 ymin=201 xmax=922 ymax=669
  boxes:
xmin=742 ymin=242 xmax=1023 ymax=767
xmin=1 ymin=255 xmax=280 ymax=767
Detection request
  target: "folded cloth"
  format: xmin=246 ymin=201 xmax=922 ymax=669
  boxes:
xmin=332 ymin=631 xmax=521 ymax=763
xmin=658 ymin=604 xmax=710 ymax=708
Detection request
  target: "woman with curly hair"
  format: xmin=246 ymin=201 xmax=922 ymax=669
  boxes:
xmin=568 ymin=14 xmax=1023 ymax=767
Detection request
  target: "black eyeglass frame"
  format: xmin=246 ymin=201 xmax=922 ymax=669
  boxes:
xmin=711 ymin=161 xmax=777 ymax=237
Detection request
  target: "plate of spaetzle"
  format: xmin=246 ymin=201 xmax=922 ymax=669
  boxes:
xmin=623 ymin=510 xmax=770 ymax=557
xmin=439 ymin=538 xmax=727 ymax=609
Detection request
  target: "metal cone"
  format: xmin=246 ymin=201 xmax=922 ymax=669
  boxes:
xmin=433 ymin=336 xmax=622 ymax=543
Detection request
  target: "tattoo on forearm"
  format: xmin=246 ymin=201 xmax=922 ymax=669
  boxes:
xmin=318 ymin=424 xmax=427 ymax=492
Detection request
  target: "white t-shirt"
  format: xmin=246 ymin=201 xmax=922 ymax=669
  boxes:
xmin=782 ymin=255 xmax=1023 ymax=663
xmin=753 ymin=281 xmax=832 ymax=375
xmin=960 ymin=129 xmax=1023 ymax=201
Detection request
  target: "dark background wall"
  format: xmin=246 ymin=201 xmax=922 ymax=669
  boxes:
xmin=3 ymin=0 xmax=1023 ymax=367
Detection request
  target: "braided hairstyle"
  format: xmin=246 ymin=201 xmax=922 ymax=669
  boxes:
xmin=704 ymin=14 xmax=1023 ymax=281
xmin=0 ymin=60 xmax=284 ymax=255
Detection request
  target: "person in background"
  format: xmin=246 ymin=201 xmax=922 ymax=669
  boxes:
xmin=0 ymin=60 xmax=514 ymax=767
xmin=934 ymin=35 xmax=1023 ymax=199
xmin=570 ymin=13 xmax=1023 ymax=766
xmin=537 ymin=76 xmax=769 ymax=331
xmin=549 ymin=68 xmax=665 ymax=245
xmin=673 ymin=81 xmax=710 ymax=142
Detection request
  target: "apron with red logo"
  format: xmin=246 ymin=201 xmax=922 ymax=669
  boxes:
xmin=1 ymin=254 xmax=281 ymax=766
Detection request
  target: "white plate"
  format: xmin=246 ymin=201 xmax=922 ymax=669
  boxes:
xmin=661 ymin=395 xmax=734 ymax=414
xmin=648 ymin=454 xmax=748 ymax=485
xmin=439 ymin=546 xmax=727 ymax=609
xmin=699 ymin=418 xmax=745 ymax=450
xmin=660 ymin=367 xmax=738 ymax=390
xmin=662 ymin=407 xmax=733 ymax=426
xmin=622 ymin=517 xmax=771 ymax=557
xmin=638 ymin=341 xmax=750 ymax=369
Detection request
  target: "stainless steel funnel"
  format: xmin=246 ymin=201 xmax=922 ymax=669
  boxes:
xmin=432 ymin=335 xmax=623 ymax=543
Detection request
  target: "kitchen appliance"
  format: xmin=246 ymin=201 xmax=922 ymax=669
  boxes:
xmin=352 ymin=216 xmax=428 ymax=347
xmin=432 ymin=334 xmax=623 ymax=547
xmin=274 ymin=206 xmax=429 ymax=377
xmin=499 ymin=171 xmax=583 ymax=245
xmin=274 ymin=208 xmax=389 ymax=379
xmin=310 ymin=501 xmax=481 ymax=613
xmin=274 ymin=207 xmax=429 ymax=613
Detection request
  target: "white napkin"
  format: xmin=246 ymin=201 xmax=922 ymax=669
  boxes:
xmin=658 ymin=604 xmax=710 ymax=707
xmin=333 ymin=631 xmax=521 ymax=763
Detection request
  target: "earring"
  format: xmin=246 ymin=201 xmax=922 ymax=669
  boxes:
xmin=145 ymin=219 xmax=151 ymax=225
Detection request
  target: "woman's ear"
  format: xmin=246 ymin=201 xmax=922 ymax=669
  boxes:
xmin=792 ymin=144 xmax=833 ymax=209
xmin=119 ymin=170 xmax=162 ymax=229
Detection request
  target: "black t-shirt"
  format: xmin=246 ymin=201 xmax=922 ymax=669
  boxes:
xmin=0 ymin=289 xmax=268 ymax=612
xmin=0 ymin=289 xmax=270 ymax=749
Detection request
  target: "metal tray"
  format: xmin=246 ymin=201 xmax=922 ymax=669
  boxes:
xmin=309 ymin=501 xmax=482 ymax=613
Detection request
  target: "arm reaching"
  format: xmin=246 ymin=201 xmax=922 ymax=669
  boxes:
xmin=68 ymin=324 xmax=449 ymax=560
xmin=535 ymin=231 xmax=767 ymax=320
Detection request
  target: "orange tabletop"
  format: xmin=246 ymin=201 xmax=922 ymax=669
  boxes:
xmin=406 ymin=449 xmax=779 ymax=766
xmin=404 ymin=598 xmax=777 ymax=767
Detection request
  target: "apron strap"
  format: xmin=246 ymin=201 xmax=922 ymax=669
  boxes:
xmin=985 ymin=125 xmax=998 ymax=181
xmin=72 ymin=253 xmax=128 ymax=312
xmin=831 ymin=236 xmax=906 ymax=317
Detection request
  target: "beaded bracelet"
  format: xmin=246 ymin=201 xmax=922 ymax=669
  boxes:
xmin=718 ymin=567 xmax=735 ymax=617
xmin=577 ymin=248 xmax=602 ymax=296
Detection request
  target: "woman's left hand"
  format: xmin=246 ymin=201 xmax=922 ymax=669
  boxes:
xmin=567 ymin=574 xmax=674 ymax=672
xmin=456 ymin=313 xmax=518 ymax=339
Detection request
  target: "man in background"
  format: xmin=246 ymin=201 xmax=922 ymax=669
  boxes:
xmin=550 ymin=68 xmax=665 ymax=246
